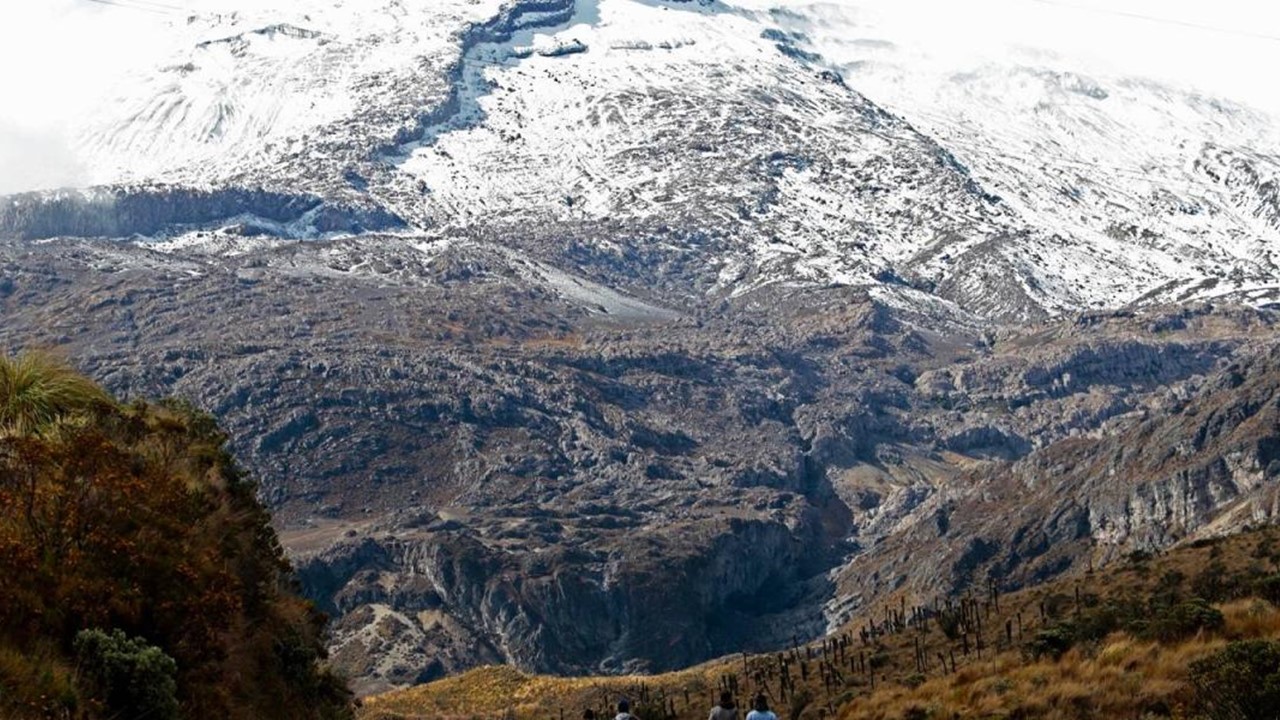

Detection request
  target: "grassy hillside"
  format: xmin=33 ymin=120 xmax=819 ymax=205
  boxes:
xmin=0 ymin=352 xmax=353 ymax=719
xmin=363 ymin=528 xmax=1280 ymax=720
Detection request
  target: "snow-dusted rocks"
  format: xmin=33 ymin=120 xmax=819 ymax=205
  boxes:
xmin=4 ymin=0 xmax=1280 ymax=693
xmin=6 ymin=0 xmax=1277 ymax=319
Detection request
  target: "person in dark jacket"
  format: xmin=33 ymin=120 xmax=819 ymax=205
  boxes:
xmin=615 ymin=699 xmax=638 ymax=720
xmin=709 ymin=691 xmax=738 ymax=720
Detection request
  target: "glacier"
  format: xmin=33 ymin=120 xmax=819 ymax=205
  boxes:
xmin=2 ymin=0 xmax=1276 ymax=321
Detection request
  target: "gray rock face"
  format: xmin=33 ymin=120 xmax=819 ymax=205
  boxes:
xmin=825 ymin=311 xmax=1280 ymax=625
xmin=2 ymin=233 xmax=1277 ymax=693
xmin=0 ymin=186 xmax=405 ymax=241
xmin=325 ymin=513 xmax=815 ymax=675
xmin=2 ymin=0 xmax=1279 ymax=694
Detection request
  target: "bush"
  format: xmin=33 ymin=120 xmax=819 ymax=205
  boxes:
xmin=1253 ymin=535 xmax=1275 ymax=561
xmin=1142 ymin=599 xmax=1225 ymax=642
xmin=869 ymin=649 xmax=891 ymax=669
xmin=1150 ymin=571 xmax=1185 ymax=608
xmin=0 ymin=359 xmax=354 ymax=719
xmin=1024 ymin=594 xmax=1224 ymax=660
xmin=1026 ymin=624 xmax=1075 ymax=660
xmin=1042 ymin=592 xmax=1076 ymax=619
xmin=1253 ymin=574 xmax=1280 ymax=605
xmin=74 ymin=628 xmax=179 ymax=720
xmin=1189 ymin=639 xmax=1280 ymax=719
xmin=1191 ymin=561 xmax=1244 ymax=603
xmin=937 ymin=611 xmax=963 ymax=641
xmin=788 ymin=687 xmax=813 ymax=720
xmin=1127 ymin=549 xmax=1154 ymax=565
xmin=1072 ymin=600 xmax=1134 ymax=642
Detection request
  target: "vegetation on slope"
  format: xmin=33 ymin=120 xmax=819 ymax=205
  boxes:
xmin=0 ymin=352 xmax=353 ymax=719
xmin=363 ymin=528 xmax=1280 ymax=720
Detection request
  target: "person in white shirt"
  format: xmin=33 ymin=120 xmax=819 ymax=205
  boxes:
xmin=745 ymin=694 xmax=778 ymax=720
xmin=614 ymin=699 xmax=638 ymax=720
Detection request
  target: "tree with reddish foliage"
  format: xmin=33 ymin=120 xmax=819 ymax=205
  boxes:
xmin=0 ymin=353 xmax=352 ymax=719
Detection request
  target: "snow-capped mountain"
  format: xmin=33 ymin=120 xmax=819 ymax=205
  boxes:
xmin=5 ymin=0 xmax=1278 ymax=320
xmin=69 ymin=0 xmax=507 ymax=188
xmin=5 ymin=0 xmax=1280 ymax=691
xmin=776 ymin=5 xmax=1280 ymax=309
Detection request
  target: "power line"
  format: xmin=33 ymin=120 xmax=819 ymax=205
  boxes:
xmin=1026 ymin=0 xmax=1280 ymax=43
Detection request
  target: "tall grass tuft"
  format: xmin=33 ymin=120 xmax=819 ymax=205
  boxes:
xmin=0 ymin=352 xmax=113 ymax=436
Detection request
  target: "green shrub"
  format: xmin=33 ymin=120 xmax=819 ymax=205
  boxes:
xmin=1026 ymin=624 xmax=1075 ymax=660
xmin=1253 ymin=574 xmax=1280 ymax=605
xmin=1023 ymin=594 xmax=1224 ymax=661
xmin=1142 ymin=599 xmax=1225 ymax=642
xmin=1150 ymin=571 xmax=1185 ymax=608
xmin=1041 ymin=592 xmax=1075 ymax=619
xmin=869 ymin=646 xmax=891 ymax=669
xmin=1072 ymin=600 xmax=1133 ymax=642
xmin=1127 ymin=549 xmax=1154 ymax=565
xmin=1253 ymin=535 xmax=1275 ymax=561
xmin=937 ymin=611 xmax=963 ymax=641
xmin=1191 ymin=561 xmax=1245 ymax=603
xmin=74 ymin=628 xmax=179 ymax=720
xmin=1189 ymin=639 xmax=1280 ymax=720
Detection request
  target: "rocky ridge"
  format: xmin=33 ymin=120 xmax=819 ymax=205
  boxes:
xmin=3 ymin=0 xmax=1280 ymax=696
xmin=2 ymin=233 xmax=1278 ymax=691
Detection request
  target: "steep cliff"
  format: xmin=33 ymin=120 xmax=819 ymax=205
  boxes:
xmin=4 ymin=234 xmax=1275 ymax=690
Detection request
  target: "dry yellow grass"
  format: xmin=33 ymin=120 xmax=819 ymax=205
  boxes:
xmin=363 ymin=528 xmax=1280 ymax=720
xmin=361 ymin=664 xmax=721 ymax=720
xmin=834 ymin=634 xmax=1230 ymax=720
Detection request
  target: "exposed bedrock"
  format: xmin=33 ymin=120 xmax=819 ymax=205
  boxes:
xmin=0 ymin=185 xmax=405 ymax=241
xmin=296 ymin=506 xmax=837 ymax=687
xmin=2 ymin=236 xmax=1278 ymax=690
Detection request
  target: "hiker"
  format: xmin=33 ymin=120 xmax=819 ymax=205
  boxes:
xmin=746 ymin=694 xmax=777 ymax=720
xmin=709 ymin=691 xmax=738 ymax=720
xmin=615 ymin=699 xmax=638 ymax=720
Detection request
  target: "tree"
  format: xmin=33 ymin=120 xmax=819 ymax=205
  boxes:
xmin=1189 ymin=640 xmax=1280 ymax=720
xmin=74 ymin=628 xmax=179 ymax=720
xmin=0 ymin=354 xmax=354 ymax=718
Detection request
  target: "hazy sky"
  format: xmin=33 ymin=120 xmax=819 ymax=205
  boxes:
xmin=835 ymin=0 xmax=1280 ymax=113
xmin=0 ymin=0 xmax=1276 ymax=193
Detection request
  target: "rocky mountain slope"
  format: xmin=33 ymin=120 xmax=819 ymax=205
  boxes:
xmin=360 ymin=527 xmax=1280 ymax=720
xmin=2 ymin=0 xmax=1279 ymax=695
xmin=3 ymin=233 xmax=1278 ymax=692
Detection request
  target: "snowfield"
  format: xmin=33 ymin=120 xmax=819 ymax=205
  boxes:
xmin=71 ymin=0 xmax=508 ymax=187
xmin=6 ymin=0 xmax=1280 ymax=319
